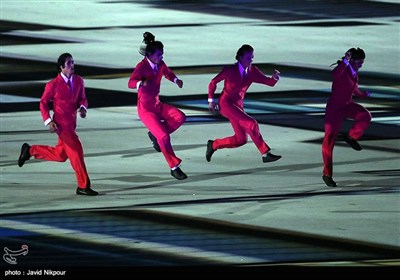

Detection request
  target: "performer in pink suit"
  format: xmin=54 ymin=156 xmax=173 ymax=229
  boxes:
xmin=322 ymin=47 xmax=372 ymax=187
xmin=128 ymin=32 xmax=187 ymax=180
xmin=206 ymin=44 xmax=282 ymax=163
xmin=18 ymin=53 xmax=98 ymax=196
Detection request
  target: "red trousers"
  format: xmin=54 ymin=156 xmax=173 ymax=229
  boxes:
xmin=30 ymin=129 xmax=90 ymax=188
xmin=138 ymin=102 xmax=186 ymax=168
xmin=322 ymin=101 xmax=371 ymax=176
xmin=213 ymin=99 xmax=270 ymax=154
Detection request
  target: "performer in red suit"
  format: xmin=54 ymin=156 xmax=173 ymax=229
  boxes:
xmin=128 ymin=32 xmax=187 ymax=180
xmin=18 ymin=53 xmax=98 ymax=196
xmin=322 ymin=48 xmax=372 ymax=187
xmin=206 ymin=44 xmax=282 ymax=163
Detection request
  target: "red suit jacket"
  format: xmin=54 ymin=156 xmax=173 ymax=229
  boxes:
xmin=328 ymin=61 xmax=368 ymax=108
xmin=40 ymin=74 xmax=88 ymax=130
xmin=208 ymin=64 xmax=277 ymax=107
xmin=128 ymin=59 xmax=177 ymax=110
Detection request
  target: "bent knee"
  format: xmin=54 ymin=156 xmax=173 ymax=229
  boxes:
xmin=246 ymin=119 xmax=259 ymax=131
xmin=178 ymin=112 xmax=186 ymax=124
xmin=159 ymin=133 xmax=171 ymax=142
xmin=235 ymin=138 xmax=248 ymax=147
xmin=58 ymin=155 xmax=68 ymax=162
xmin=364 ymin=111 xmax=372 ymax=121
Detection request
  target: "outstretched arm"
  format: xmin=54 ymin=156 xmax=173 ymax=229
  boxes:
xmin=160 ymin=61 xmax=183 ymax=88
xmin=252 ymin=66 xmax=279 ymax=86
xmin=353 ymin=84 xmax=371 ymax=98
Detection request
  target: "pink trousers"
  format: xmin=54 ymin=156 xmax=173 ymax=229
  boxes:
xmin=213 ymin=100 xmax=270 ymax=154
xmin=322 ymin=101 xmax=371 ymax=176
xmin=30 ymin=128 xmax=90 ymax=188
xmin=138 ymin=102 xmax=186 ymax=168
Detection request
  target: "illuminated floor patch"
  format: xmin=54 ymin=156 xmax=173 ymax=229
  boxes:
xmin=1 ymin=209 xmax=397 ymax=266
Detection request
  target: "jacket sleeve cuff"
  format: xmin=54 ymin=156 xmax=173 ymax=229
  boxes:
xmin=136 ymin=81 xmax=142 ymax=89
xmin=44 ymin=118 xmax=52 ymax=126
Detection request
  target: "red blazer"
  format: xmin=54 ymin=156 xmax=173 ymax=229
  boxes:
xmin=40 ymin=74 xmax=88 ymax=130
xmin=329 ymin=61 xmax=367 ymax=107
xmin=208 ymin=63 xmax=277 ymax=106
xmin=128 ymin=58 xmax=177 ymax=110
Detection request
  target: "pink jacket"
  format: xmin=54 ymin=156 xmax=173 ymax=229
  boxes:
xmin=208 ymin=64 xmax=277 ymax=106
xmin=329 ymin=61 xmax=368 ymax=107
xmin=40 ymin=74 xmax=88 ymax=130
xmin=128 ymin=59 xmax=177 ymax=110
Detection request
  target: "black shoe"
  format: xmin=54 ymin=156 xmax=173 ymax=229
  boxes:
xmin=344 ymin=134 xmax=362 ymax=151
xmin=206 ymin=140 xmax=216 ymax=162
xmin=322 ymin=175 xmax=337 ymax=187
xmin=171 ymin=167 xmax=187 ymax=180
xmin=148 ymin=131 xmax=161 ymax=152
xmin=18 ymin=143 xmax=31 ymax=167
xmin=76 ymin=187 xmax=99 ymax=196
xmin=262 ymin=152 xmax=281 ymax=163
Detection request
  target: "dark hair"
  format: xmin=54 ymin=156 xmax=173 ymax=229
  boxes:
xmin=139 ymin=32 xmax=164 ymax=56
xmin=57 ymin=53 xmax=72 ymax=72
xmin=235 ymin=44 xmax=254 ymax=60
xmin=331 ymin=47 xmax=366 ymax=66
xmin=348 ymin=47 xmax=365 ymax=60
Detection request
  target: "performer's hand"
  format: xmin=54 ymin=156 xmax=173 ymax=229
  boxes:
xmin=176 ymin=79 xmax=183 ymax=88
xmin=49 ymin=121 xmax=58 ymax=133
xmin=272 ymin=69 xmax=280 ymax=80
xmin=209 ymin=101 xmax=219 ymax=113
xmin=345 ymin=51 xmax=352 ymax=61
xmin=79 ymin=107 xmax=87 ymax=118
